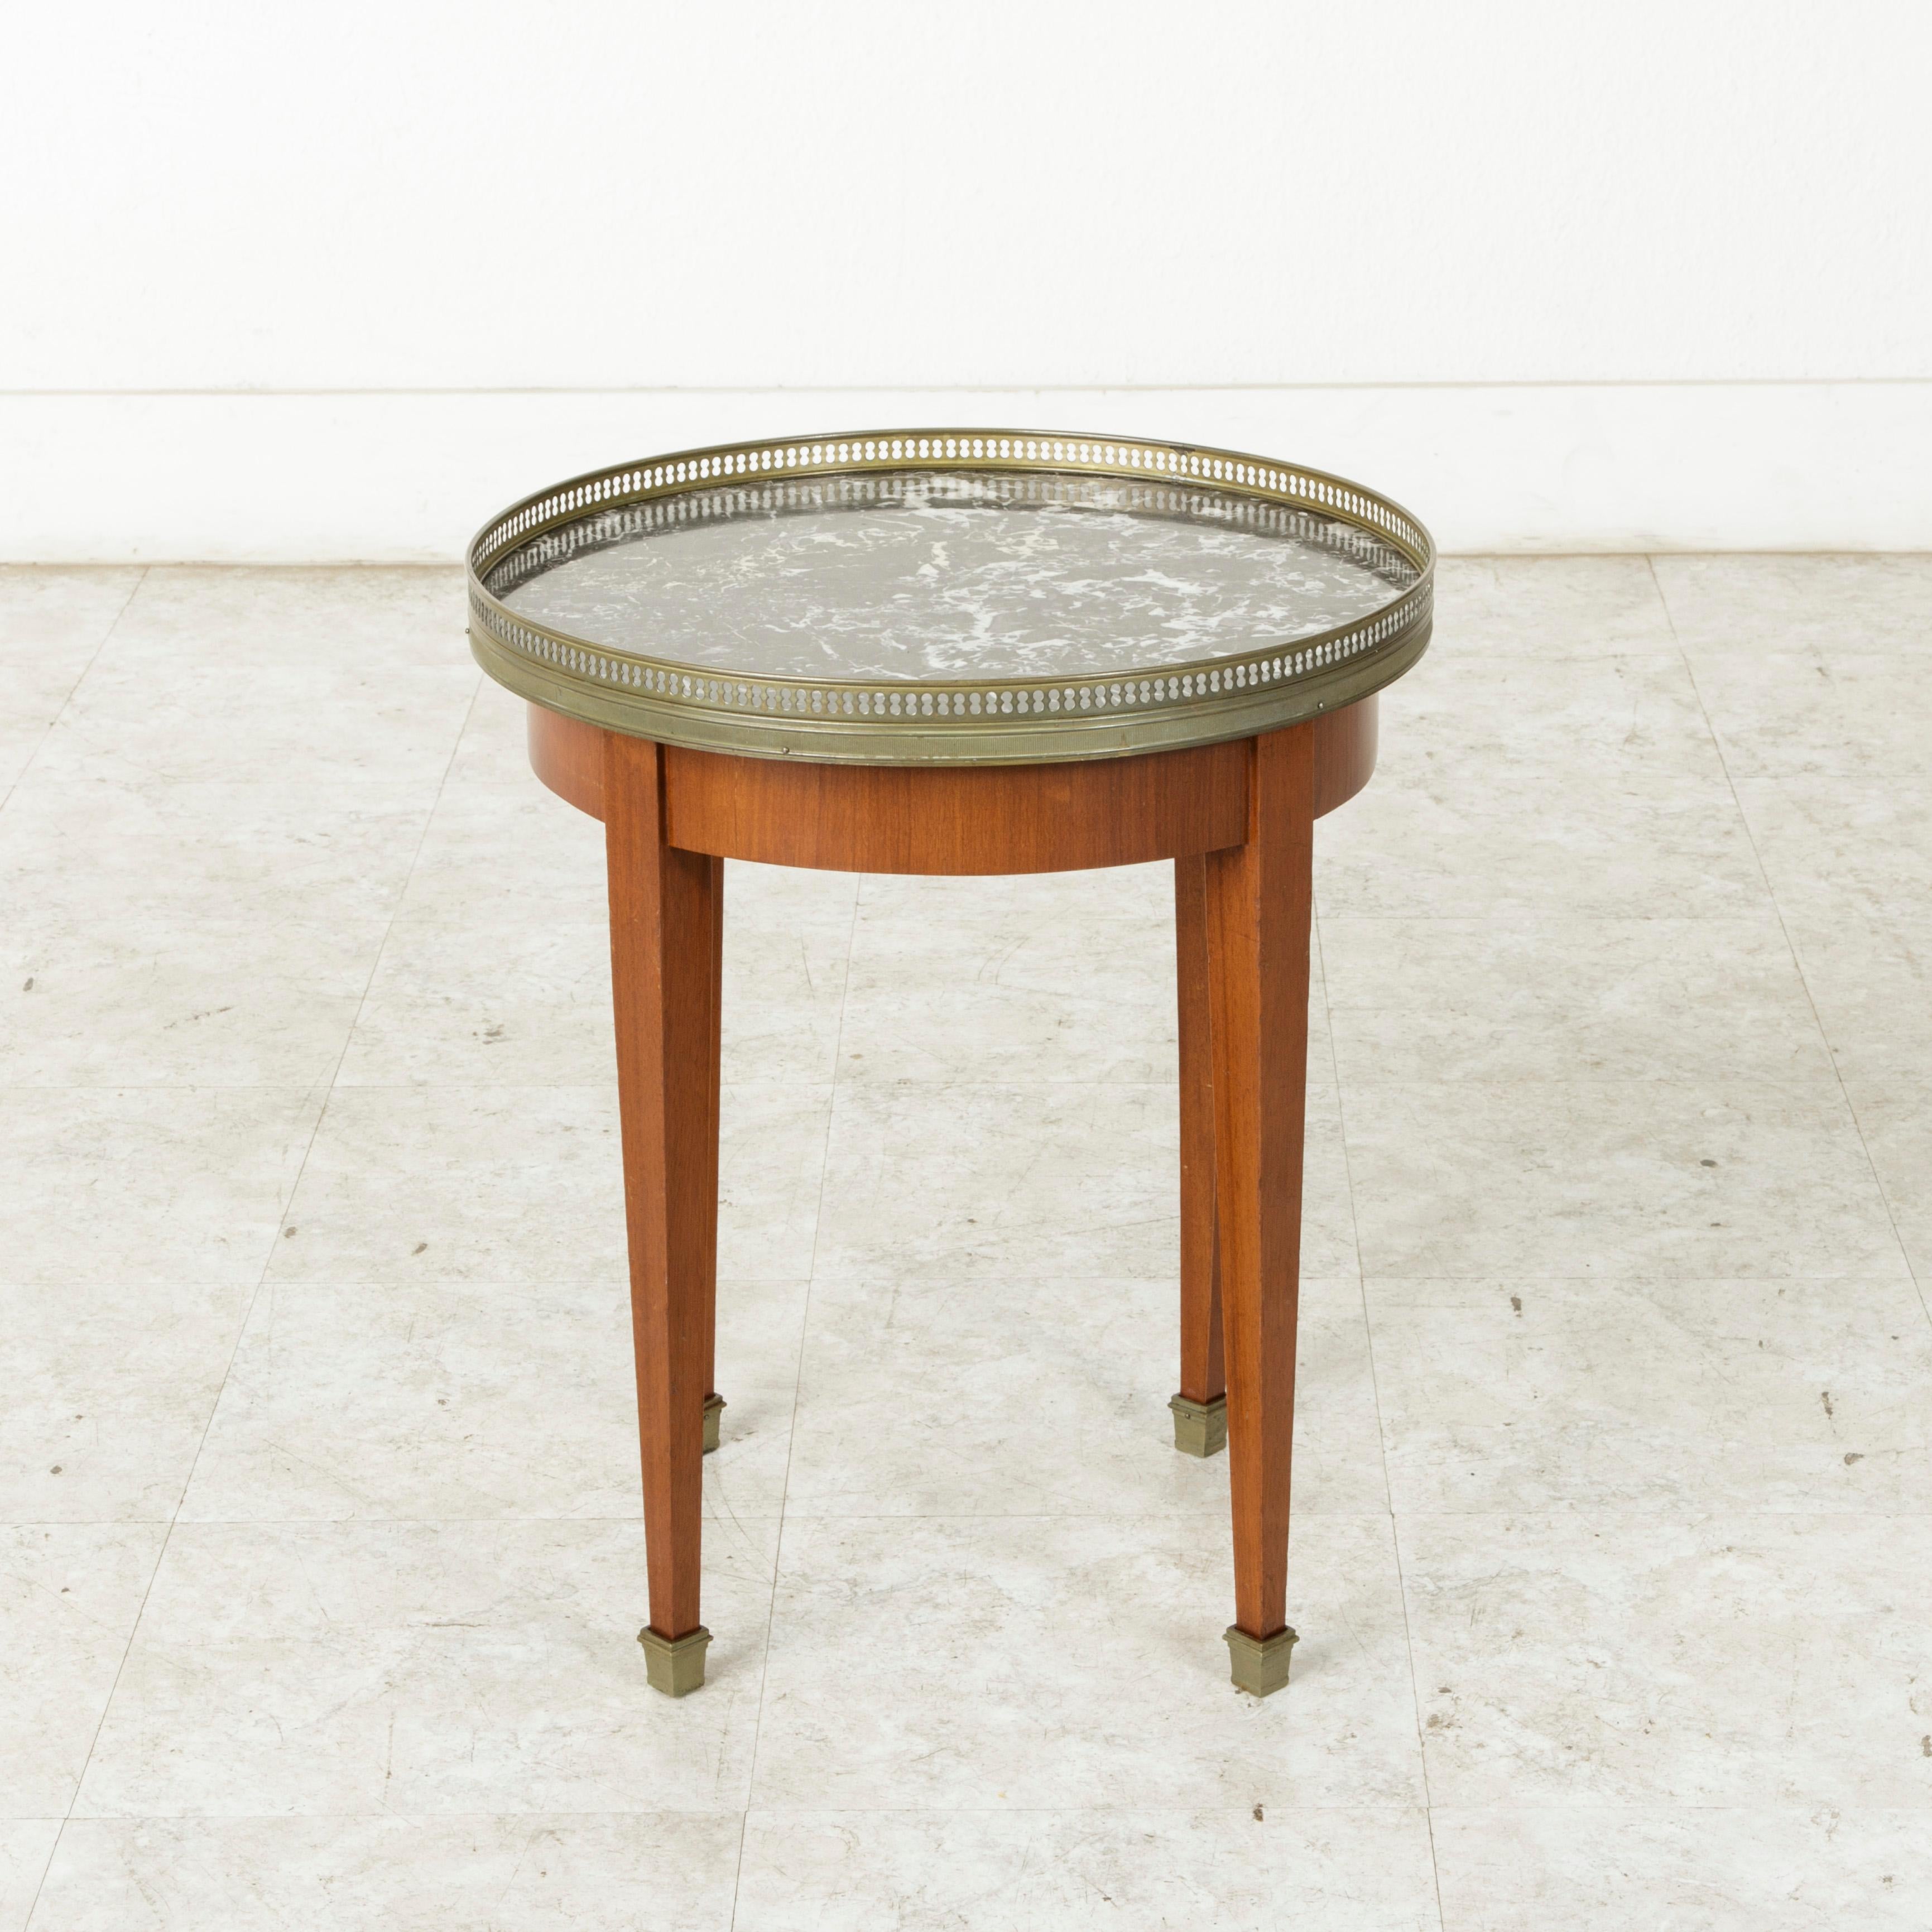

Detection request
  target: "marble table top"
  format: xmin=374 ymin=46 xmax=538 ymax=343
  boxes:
xmin=466 ymin=431 xmax=1434 ymax=764
xmin=491 ymin=469 xmax=1415 ymax=684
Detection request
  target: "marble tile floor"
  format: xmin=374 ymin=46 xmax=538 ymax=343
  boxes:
xmin=1 ymin=555 xmax=1929 ymax=1929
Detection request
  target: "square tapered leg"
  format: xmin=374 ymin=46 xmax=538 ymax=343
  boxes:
xmin=1173 ymin=857 xmax=1228 ymax=1453
xmin=606 ymin=731 xmax=723 ymax=1694
xmin=1205 ymin=725 xmax=1314 ymax=1678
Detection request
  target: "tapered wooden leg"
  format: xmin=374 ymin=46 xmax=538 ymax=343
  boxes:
xmin=604 ymin=730 xmax=722 ymax=1695
xmin=701 ymin=855 xmax=725 ymax=1454
xmin=1171 ymin=855 xmax=1227 ymax=1457
xmin=1204 ymin=725 xmax=1315 ymax=1695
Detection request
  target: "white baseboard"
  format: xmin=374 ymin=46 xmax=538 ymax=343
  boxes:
xmin=3 ymin=384 xmax=1926 ymax=562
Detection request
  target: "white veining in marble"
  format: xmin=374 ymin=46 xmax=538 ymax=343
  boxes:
xmin=497 ymin=470 xmax=1412 ymax=680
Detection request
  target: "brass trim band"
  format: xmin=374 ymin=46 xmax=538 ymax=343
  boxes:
xmin=467 ymin=428 xmax=1434 ymax=766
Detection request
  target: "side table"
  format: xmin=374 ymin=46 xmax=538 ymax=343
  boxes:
xmin=467 ymin=431 xmax=1433 ymax=1696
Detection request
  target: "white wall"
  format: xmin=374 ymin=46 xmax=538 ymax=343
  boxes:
xmin=4 ymin=1 xmax=1927 ymax=559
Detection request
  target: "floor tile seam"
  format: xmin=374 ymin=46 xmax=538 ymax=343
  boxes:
xmin=822 ymin=1076 xmax=1196 ymax=1090
xmin=816 ymin=1075 xmax=1199 ymax=1086
xmin=1651 ymin=558 xmax=1931 ymax=1333
xmin=714 ymin=1508 xmax=1380 ymax=1522
xmin=0 ymin=1083 xmax=662 ymax=1102
xmin=748 ymin=1273 xmax=1190 ymax=1288
xmin=729 ymin=1804 xmax=1440 ymax=1820
xmin=0 ymin=1517 xmax=180 ymax=1531
xmin=1757 ymin=896 xmax=1932 ymax=950
xmin=257 ymin=1277 xmax=819 ymax=1294
xmin=1358 ymin=1257 xmax=1916 ymax=1280
xmin=151 ymin=1513 xmax=782 ymax=1527
xmin=1311 ymin=893 xmax=1393 ymax=1534
xmin=1381 ymin=532 xmax=1625 ymax=1928
xmin=37 ymin=1076 xmax=1248 ymax=1094
xmin=1383 ymin=1503 xmax=1932 ymax=1524
xmin=14 ymin=686 xmax=490 ymax=1888
xmin=0 ymin=570 xmax=148 ymax=825
xmin=1316 ymin=907 xmax=1813 ymax=930
xmin=1378 ymin=1505 xmax=1932 ymax=1523
xmin=0 ymin=1274 xmax=331 ymax=1290
xmin=1426 ymin=650 xmax=1724 ymax=666
xmin=1289 ymin=1069 xmax=1874 ymax=1094
xmin=1356 ymin=1304 xmax=1447 ymax=1930
xmin=725 ymin=1811 xmax=750 ymax=1932
xmin=734 ymin=1800 xmax=1440 ymax=1812
xmin=1315 ymin=899 xmax=1823 ymax=921
xmin=225 ymin=1078 xmax=836 ymax=1093
xmin=1363 ymin=1270 xmax=1932 ymax=1299
xmin=230 ymin=1277 xmax=818 ymax=1293
xmin=17 ymin=759 xmax=335 ymax=1932
xmin=737 ymin=1278 xmax=1250 ymax=1294
xmin=46 ymin=1811 xmax=756 ymax=1829
xmin=150 ymin=1508 xmax=1398 ymax=1525
xmin=794 ymin=1271 xmax=1361 ymax=1286
xmin=49 ymin=1266 xmax=1912 ymax=1291
xmin=733 ymin=848 xmax=864 ymax=1925
xmin=1297 ymin=890 xmax=1799 ymax=911
xmin=2 ymin=1080 xmax=414 ymax=1095
xmin=100 ymin=1505 xmax=1932 ymax=1529
xmin=1419 ymin=1798 xmax=1932 ymax=1811
xmin=1358 ymin=1268 xmax=1923 ymax=1284
xmin=20 ymin=1477 xmax=172 ymax=1924
xmin=1327 ymin=1066 xmax=1852 ymax=1093
xmin=151 ymin=679 xmax=484 ymax=1535
xmin=325 ymin=1078 xmax=1217 ymax=1095
xmin=41 ymin=1801 xmax=1439 ymax=1823
xmin=1677 ymin=653 xmax=1932 ymax=691
xmin=20 ymin=1266 xmax=1910 ymax=1292
xmin=1384 ymin=1509 xmax=1453 ymax=1929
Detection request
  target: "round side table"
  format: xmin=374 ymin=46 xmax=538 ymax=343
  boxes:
xmin=467 ymin=430 xmax=1434 ymax=1698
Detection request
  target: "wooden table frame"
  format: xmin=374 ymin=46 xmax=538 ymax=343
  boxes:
xmin=528 ymin=694 xmax=1378 ymax=1698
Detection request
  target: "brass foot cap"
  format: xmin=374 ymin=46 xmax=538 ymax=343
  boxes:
xmin=1170 ymin=1393 xmax=1228 ymax=1458
xmin=1224 ymin=1624 xmax=1297 ymax=1697
xmin=638 ymin=1625 xmax=711 ymax=1696
xmin=703 ymin=1393 xmax=726 ymax=1455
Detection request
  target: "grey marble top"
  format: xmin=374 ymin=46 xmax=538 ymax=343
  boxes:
xmin=489 ymin=470 xmax=1417 ymax=684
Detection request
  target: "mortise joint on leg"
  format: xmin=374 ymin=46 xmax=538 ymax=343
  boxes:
xmin=1169 ymin=1392 xmax=1228 ymax=1458
xmin=638 ymin=1625 xmax=711 ymax=1696
xmin=702 ymin=1392 xmax=726 ymax=1455
xmin=1224 ymin=1624 xmax=1297 ymax=1698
